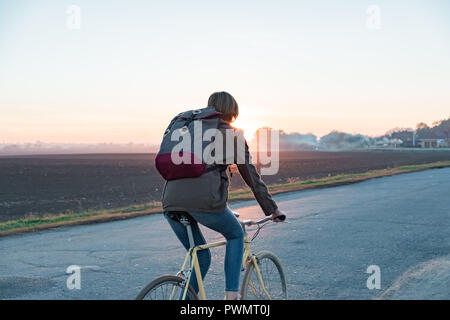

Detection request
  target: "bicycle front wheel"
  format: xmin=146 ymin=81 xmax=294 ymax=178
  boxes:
xmin=136 ymin=275 xmax=198 ymax=300
xmin=241 ymin=251 xmax=288 ymax=300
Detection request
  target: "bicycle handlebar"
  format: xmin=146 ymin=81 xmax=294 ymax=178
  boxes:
xmin=241 ymin=214 xmax=286 ymax=226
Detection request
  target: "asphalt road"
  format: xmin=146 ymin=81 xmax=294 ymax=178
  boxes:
xmin=1 ymin=168 xmax=449 ymax=299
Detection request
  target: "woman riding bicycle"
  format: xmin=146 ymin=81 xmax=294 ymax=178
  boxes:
xmin=162 ymin=91 xmax=285 ymax=300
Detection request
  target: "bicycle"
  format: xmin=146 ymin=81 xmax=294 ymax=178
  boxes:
xmin=136 ymin=211 xmax=288 ymax=300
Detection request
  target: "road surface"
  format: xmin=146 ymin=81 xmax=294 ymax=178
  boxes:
xmin=1 ymin=168 xmax=449 ymax=299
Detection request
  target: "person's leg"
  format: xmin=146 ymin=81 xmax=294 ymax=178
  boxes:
xmin=189 ymin=208 xmax=244 ymax=296
xmin=164 ymin=212 xmax=211 ymax=294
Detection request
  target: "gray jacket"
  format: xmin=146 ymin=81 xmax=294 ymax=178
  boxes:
xmin=161 ymin=120 xmax=278 ymax=216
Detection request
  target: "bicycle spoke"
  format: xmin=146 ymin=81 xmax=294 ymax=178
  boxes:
xmin=244 ymin=255 xmax=286 ymax=300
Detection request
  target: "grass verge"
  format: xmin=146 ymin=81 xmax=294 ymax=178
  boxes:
xmin=1 ymin=160 xmax=449 ymax=237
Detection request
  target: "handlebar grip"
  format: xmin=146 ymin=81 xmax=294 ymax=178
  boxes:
xmin=274 ymin=214 xmax=286 ymax=221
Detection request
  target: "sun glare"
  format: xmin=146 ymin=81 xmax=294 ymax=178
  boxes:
xmin=232 ymin=107 xmax=266 ymax=141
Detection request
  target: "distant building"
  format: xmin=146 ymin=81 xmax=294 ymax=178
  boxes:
xmin=417 ymin=138 xmax=449 ymax=148
xmin=418 ymin=139 xmax=437 ymax=148
xmin=438 ymin=139 xmax=450 ymax=148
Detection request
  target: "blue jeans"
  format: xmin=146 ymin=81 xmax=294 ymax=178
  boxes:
xmin=164 ymin=207 xmax=244 ymax=292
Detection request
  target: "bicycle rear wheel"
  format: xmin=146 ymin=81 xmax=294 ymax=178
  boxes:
xmin=240 ymin=251 xmax=288 ymax=300
xmin=136 ymin=275 xmax=198 ymax=300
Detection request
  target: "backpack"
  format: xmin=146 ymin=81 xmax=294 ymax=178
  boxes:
xmin=155 ymin=107 xmax=222 ymax=181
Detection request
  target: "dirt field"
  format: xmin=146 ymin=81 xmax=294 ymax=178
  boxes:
xmin=1 ymin=150 xmax=449 ymax=222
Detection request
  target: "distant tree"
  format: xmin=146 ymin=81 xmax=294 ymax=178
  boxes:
xmin=385 ymin=127 xmax=413 ymax=136
xmin=319 ymin=131 xmax=372 ymax=150
xmin=416 ymin=117 xmax=450 ymax=140
xmin=435 ymin=118 xmax=450 ymax=140
xmin=416 ymin=122 xmax=429 ymax=130
xmin=416 ymin=122 xmax=433 ymax=139
xmin=382 ymin=127 xmax=415 ymax=147
xmin=279 ymin=131 xmax=317 ymax=150
xmin=391 ymin=130 xmax=415 ymax=147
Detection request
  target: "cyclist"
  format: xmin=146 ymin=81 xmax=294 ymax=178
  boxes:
xmin=162 ymin=91 xmax=285 ymax=300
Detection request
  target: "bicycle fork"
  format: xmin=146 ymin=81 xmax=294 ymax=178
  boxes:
xmin=242 ymin=233 xmax=272 ymax=300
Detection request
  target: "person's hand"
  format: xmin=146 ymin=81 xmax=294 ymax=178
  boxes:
xmin=271 ymin=209 xmax=286 ymax=222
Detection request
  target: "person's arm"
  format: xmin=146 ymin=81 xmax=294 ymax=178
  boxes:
xmin=234 ymin=136 xmax=281 ymax=218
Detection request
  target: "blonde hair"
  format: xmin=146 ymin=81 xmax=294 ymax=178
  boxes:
xmin=207 ymin=91 xmax=239 ymax=122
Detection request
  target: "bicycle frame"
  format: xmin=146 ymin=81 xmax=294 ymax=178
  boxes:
xmin=176 ymin=233 xmax=271 ymax=300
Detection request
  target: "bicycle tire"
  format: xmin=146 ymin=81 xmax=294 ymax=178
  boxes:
xmin=136 ymin=275 xmax=198 ymax=300
xmin=240 ymin=251 xmax=288 ymax=300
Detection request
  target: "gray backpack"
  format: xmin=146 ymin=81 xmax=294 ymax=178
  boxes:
xmin=155 ymin=107 xmax=222 ymax=181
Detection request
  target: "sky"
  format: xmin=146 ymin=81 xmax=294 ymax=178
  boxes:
xmin=1 ymin=0 xmax=449 ymax=144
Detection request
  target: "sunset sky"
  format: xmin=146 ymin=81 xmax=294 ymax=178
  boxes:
xmin=1 ymin=0 xmax=449 ymax=144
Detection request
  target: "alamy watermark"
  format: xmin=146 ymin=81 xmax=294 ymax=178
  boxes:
xmin=366 ymin=5 xmax=382 ymax=30
xmin=66 ymin=5 xmax=81 ymax=30
xmin=366 ymin=265 xmax=381 ymax=290
xmin=66 ymin=265 xmax=81 ymax=290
